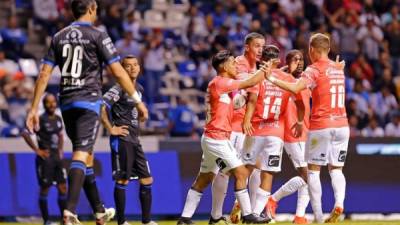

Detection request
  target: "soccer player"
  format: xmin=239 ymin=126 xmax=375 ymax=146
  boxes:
xmin=265 ymin=33 xmax=348 ymax=223
xmin=25 ymin=1 xmax=144 ymax=224
xmin=241 ymin=45 xmax=305 ymax=217
xmin=177 ymin=50 xmax=271 ymax=225
xmin=265 ymin=50 xmax=311 ymax=224
xmin=22 ymin=93 xmax=67 ymax=225
xmin=211 ymin=32 xmax=265 ymax=224
xmin=101 ymin=55 xmax=156 ymax=225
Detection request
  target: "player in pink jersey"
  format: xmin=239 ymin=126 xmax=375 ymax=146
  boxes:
xmin=266 ymin=50 xmax=311 ymax=224
xmin=177 ymin=50 xmax=272 ymax=225
xmin=265 ymin=33 xmax=349 ymax=223
xmin=241 ymin=45 xmax=305 ymax=217
xmin=210 ymin=32 xmax=265 ymax=224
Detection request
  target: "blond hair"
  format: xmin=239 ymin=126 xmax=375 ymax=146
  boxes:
xmin=309 ymin=33 xmax=330 ymax=53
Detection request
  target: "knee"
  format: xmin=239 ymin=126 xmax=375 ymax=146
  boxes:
xmin=139 ymin=177 xmax=153 ymax=186
xmin=192 ymin=172 xmax=214 ymax=191
xmin=233 ymin=166 xmax=249 ymax=182
xmin=116 ymin=179 xmax=129 ymax=185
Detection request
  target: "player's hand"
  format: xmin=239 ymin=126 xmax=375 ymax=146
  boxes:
xmin=110 ymin=125 xmax=129 ymax=136
xmin=26 ymin=109 xmax=39 ymax=133
xmin=291 ymin=121 xmax=303 ymax=138
xmin=136 ymin=102 xmax=149 ymax=122
xmin=259 ymin=60 xmax=272 ymax=78
xmin=335 ymin=55 xmax=345 ymax=70
xmin=243 ymin=120 xmax=254 ymax=136
xmin=36 ymin=149 xmax=50 ymax=159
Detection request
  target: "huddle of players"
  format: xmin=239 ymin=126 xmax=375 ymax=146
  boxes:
xmin=24 ymin=1 xmax=156 ymax=225
xmin=177 ymin=32 xmax=349 ymax=225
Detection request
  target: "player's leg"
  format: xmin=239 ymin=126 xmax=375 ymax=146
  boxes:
xmin=134 ymin=143 xmax=157 ymax=225
xmin=55 ymin=158 xmax=67 ymax=219
xmin=294 ymin=166 xmax=310 ymax=224
xmin=35 ymin=156 xmax=52 ymax=224
xmin=325 ymin=127 xmax=349 ymax=223
xmin=39 ymin=185 xmax=51 ymax=224
xmin=305 ymin=129 xmax=330 ymax=223
xmin=178 ymin=135 xmax=219 ymax=225
xmin=110 ymin=137 xmax=133 ymax=225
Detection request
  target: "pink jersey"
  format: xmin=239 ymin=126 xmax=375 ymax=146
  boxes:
xmin=301 ymin=59 xmax=348 ymax=130
xmin=204 ymin=76 xmax=241 ymax=140
xmin=231 ymin=55 xmax=257 ymax=132
xmin=283 ymin=89 xmax=311 ymax=143
xmin=251 ymin=69 xmax=302 ymax=139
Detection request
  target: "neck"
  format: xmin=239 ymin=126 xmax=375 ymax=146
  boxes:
xmin=77 ymin=15 xmax=92 ymax=24
xmin=244 ymin=52 xmax=256 ymax=68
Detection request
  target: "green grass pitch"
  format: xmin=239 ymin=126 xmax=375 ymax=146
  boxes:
xmin=1 ymin=221 xmax=400 ymax=225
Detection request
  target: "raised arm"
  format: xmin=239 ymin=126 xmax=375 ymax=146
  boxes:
xmin=267 ymin=76 xmax=308 ymax=94
xmin=238 ymin=61 xmax=272 ymax=90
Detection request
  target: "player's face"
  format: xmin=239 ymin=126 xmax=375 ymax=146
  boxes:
xmin=245 ymin=38 xmax=265 ymax=62
xmin=223 ymin=56 xmax=237 ymax=78
xmin=123 ymin=58 xmax=140 ymax=79
xmin=288 ymin=54 xmax=303 ymax=74
xmin=44 ymin=95 xmax=57 ymax=114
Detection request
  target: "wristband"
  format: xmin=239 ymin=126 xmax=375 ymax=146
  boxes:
xmin=131 ymin=91 xmax=142 ymax=104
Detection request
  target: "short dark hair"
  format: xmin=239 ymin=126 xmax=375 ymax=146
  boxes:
xmin=261 ymin=45 xmax=280 ymax=62
xmin=244 ymin=32 xmax=264 ymax=45
xmin=42 ymin=93 xmax=56 ymax=106
xmin=211 ymin=50 xmax=232 ymax=72
xmin=70 ymin=0 xmax=96 ymax=19
xmin=122 ymin=55 xmax=138 ymax=65
xmin=285 ymin=49 xmax=303 ymax=63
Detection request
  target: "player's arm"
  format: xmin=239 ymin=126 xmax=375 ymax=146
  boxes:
xmin=136 ymin=102 xmax=149 ymax=122
xmin=243 ymin=92 xmax=257 ymax=135
xmin=108 ymin=62 xmax=137 ymax=97
xmin=100 ymin=104 xmax=129 ymax=137
xmin=20 ymin=130 xmax=49 ymax=159
xmin=267 ymin=76 xmax=308 ymax=94
xmin=26 ymin=64 xmax=54 ymax=132
xmin=292 ymin=99 xmax=305 ymax=138
xmin=238 ymin=61 xmax=272 ymax=90
xmin=58 ymin=131 xmax=64 ymax=159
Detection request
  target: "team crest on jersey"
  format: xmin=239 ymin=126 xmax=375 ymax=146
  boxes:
xmin=66 ymin=28 xmax=83 ymax=40
xmin=219 ymin=93 xmax=231 ymax=104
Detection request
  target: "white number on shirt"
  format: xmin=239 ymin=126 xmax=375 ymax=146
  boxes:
xmin=263 ymin=96 xmax=282 ymax=120
xmin=62 ymin=44 xmax=83 ymax=78
xmin=330 ymin=85 xmax=345 ymax=108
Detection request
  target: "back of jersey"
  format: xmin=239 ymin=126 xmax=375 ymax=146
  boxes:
xmin=301 ymin=59 xmax=348 ymax=130
xmin=43 ymin=22 xmax=120 ymax=106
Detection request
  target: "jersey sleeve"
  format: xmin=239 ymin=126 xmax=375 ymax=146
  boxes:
xmin=42 ymin=39 xmax=57 ymax=67
xmin=301 ymin=66 xmax=319 ymax=90
xmin=216 ymin=77 xmax=241 ymax=94
xmin=103 ymin=85 xmax=121 ymax=109
xmin=97 ymin=32 xmax=121 ymax=65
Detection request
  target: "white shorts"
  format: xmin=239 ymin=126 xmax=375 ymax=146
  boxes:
xmin=200 ymin=135 xmax=243 ymax=174
xmin=230 ymin=131 xmax=246 ymax=158
xmin=242 ymin=136 xmax=284 ymax=172
xmin=306 ymin=127 xmax=350 ymax=167
xmin=284 ymin=142 xmax=307 ymax=168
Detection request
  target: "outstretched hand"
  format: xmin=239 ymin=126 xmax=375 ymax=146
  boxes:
xmin=335 ymin=55 xmax=345 ymax=70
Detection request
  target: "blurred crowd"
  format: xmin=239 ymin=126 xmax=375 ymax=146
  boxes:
xmin=1 ymin=0 xmax=400 ymax=138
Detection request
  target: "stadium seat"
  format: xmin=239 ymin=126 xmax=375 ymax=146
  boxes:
xmin=18 ymin=58 xmax=38 ymax=77
xmin=152 ymin=0 xmax=170 ymax=11
xmin=177 ymin=60 xmax=197 ymax=77
xmin=166 ymin=10 xmax=186 ymax=29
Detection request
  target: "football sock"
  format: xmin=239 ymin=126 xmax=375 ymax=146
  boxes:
xmin=181 ymin=188 xmax=202 ymax=218
xmin=253 ymin=187 xmax=270 ymax=216
xmin=114 ymin=183 xmax=127 ymax=225
xmin=248 ymin=169 xmax=261 ymax=209
xmin=308 ymin=170 xmax=323 ymax=222
xmin=58 ymin=193 xmax=67 ymax=218
xmin=66 ymin=160 xmax=86 ymax=213
xmin=83 ymin=167 xmax=105 ymax=213
xmin=330 ymin=169 xmax=346 ymax=209
xmin=234 ymin=189 xmax=252 ymax=216
xmin=272 ymin=176 xmax=306 ymax=201
xmin=39 ymin=193 xmax=49 ymax=222
xmin=211 ymin=173 xmax=229 ymax=219
xmin=296 ymin=184 xmax=310 ymax=217
xmin=140 ymin=184 xmax=153 ymax=223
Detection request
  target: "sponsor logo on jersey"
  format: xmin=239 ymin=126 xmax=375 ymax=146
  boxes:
xmin=338 ymin=150 xmax=347 ymax=162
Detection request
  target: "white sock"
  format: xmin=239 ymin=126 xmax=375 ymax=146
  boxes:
xmin=295 ymin=184 xmax=310 ymax=217
xmin=252 ymin=187 xmax=270 ymax=216
xmin=272 ymin=176 xmax=306 ymax=201
xmin=181 ymin=188 xmax=203 ymax=218
xmin=211 ymin=173 xmax=229 ymax=219
xmin=308 ymin=170 xmax=323 ymax=223
xmin=235 ymin=189 xmax=252 ymax=216
xmin=249 ymin=169 xmax=261 ymax=209
xmin=330 ymin=169 xmax=346 ymax=209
